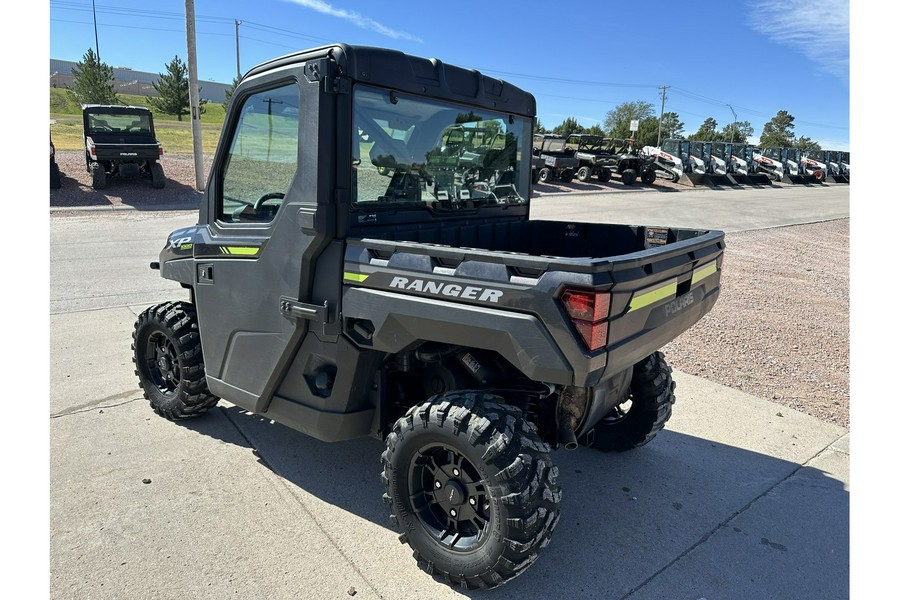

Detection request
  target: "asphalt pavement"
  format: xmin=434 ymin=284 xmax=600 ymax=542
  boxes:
xmin=47 ymin=183 xmax=850 ymax=599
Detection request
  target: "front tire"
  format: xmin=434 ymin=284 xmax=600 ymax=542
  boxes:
xmin=576 ymin=166 xmax=591 ymax=182
xmin=132 ymin=301 xmax=218 ymax=420
xmin=620 ymin=168 xmax=637 ymax=185
xmin=581 ymin=352 xmax=675 ymax=452
xmin=381 ymin=391 xmax=561 ymax=589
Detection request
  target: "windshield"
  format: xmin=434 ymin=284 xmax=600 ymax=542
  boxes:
xmin=86 ymin=111 xmax=152 ymax=135
xmin=352 ymin=85 xmax=529 ymax=210
xmin=661 ymin=139 xmax=682 ymax=154
xmin=763 ymin=148 xmax=781 ymax=160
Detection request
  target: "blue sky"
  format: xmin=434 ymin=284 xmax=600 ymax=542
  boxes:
xmin=48 ymin=0 xmax=851 ymax=149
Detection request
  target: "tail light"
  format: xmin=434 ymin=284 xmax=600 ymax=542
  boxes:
xmin=560 ymin=288 xmax=611 ymax=352
xmin=159 ymin=145 xmax=164 ymax=157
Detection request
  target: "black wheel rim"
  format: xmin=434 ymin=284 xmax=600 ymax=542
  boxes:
xmin=408 ymin=443 xmax=491 ymax=551
xmin=143 ymin=331 xmax=181 ymax=396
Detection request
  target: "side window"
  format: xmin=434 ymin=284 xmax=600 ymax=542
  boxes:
xmin=218 ymin=83 xmax=300 ymax=223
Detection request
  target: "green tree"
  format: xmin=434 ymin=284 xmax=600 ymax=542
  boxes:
xmin=603 ymin=101 xmax=654 ymax=139
xmin=68 ymin=48 xmax=118 ymax=105
xmin=759 ymin=110 xmax=796 ymax=148
xmin=721 ymin=120 xmax=754 ymax=144
xmin=635 ymin=117 xmax=661 ymax=148
xmin=223 ymin=76 xmax=241 ymax=110
xmin=585 ymin=124 xmax=604 ymax=137
xmin=659 ymin=111 xmax=685 ymax=140
xmin=794 ymin=136 xmax=821 ymax=152
xmin=149 ymin=56 xmax=196 ymax=121
xmin=533 ymin=117 xmax=547 ymax=134
xmin=689 ymin=117 xmax=722 ymax=141
xmin=551 ymin=117 xmax=585 ymax=138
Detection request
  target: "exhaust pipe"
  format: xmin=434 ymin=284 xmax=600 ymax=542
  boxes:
xmin=557 ymin=386 xmax=589 ymax=451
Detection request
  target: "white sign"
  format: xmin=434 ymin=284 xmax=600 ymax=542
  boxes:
xmin=630 ymin=119 xmax=639 ymax=132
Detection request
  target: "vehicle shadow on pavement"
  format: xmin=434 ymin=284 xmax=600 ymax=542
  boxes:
xmin=185 ymin=405 xmax=849 ymax=599
xmin=49 ymin=174 xmax=202 ymax=211
xmin=534 ymin=180 xmax=681 ymax=195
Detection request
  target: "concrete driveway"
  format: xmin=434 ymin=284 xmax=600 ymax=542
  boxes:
xmin=47 ymin=184 xmax=850 ymax=599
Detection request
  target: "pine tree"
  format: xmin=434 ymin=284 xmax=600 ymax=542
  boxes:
xmin=68 ymin=48 xmax=119 ymax=106
xmin=149 ymin=56 xmax=190 ymax=121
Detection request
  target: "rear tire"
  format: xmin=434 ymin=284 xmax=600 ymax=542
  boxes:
xmin=620 ymin=168 xmax=637 ymax=185
xmin=150 ymin=162 xmax=166 ymax=189
xmin=580 ymin=352 xmax=675 ymax=452
xmin=559 ymin=169 xmax=574 ymax=183
xmin=596 ymin=167 xmax=612 ymax=182
xmin=641 ymin=168 xmax=657 ymax=185
xmin=381 ymin=391 xmax=561 ymax=589
xmin=132 ymin=301 xmax=219 ymax=420
xmin=90 ymin=161 xmax=107 ymax=190
xmin=538 ymin=167 xmax=551 ymax=184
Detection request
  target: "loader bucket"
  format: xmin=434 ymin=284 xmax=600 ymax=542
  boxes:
xmin=683 ymin=172 xmax=705 ymax=186
xmin=701 ymin=173 xmax=735 ymax=187
xmin=827 ymin=174 xmax=849 ymax=184
xmin=746 ymin=173 xmax=773 ymax=185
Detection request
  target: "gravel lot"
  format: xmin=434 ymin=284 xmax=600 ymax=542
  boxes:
xmin=49 ymin=151 xmax=849 ymax=428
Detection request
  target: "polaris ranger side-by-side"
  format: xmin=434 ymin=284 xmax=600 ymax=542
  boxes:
xmin=132 ymin=44 xmax=724 ymax=589
xmin=82 ymin=104 xmax=166 ymax=189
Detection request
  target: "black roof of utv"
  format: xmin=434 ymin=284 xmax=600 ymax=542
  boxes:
xmin=242 ymin=43 xmax=537 ymax=118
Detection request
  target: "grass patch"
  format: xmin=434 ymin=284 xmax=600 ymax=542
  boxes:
xmin=50 ymin=87 xmax=226 ymax=154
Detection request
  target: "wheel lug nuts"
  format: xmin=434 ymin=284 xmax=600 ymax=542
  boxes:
xmin=434 ymin=481 xmax=441 ymax=489
xmin=453 ymin=468 xmax=460 ymax=476
xmin=449 ymin=509 xmax=457 ymax=517
xmin=469 ymin=497 xmax=476 ymax=505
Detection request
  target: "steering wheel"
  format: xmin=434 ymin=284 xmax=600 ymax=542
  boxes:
xmin=254 ymin=192 xmax=285 ymax=211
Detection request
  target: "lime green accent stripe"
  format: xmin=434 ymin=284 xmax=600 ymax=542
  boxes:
xmin=628 ymin=280 xmax=677 ymax=313
xmin=343 ymin=272 xmax=369 ymax=283
xmin=224 ymin=246 xmax=260 ymax=256
xmin=691 ymin=261 xmax=718 ymax=285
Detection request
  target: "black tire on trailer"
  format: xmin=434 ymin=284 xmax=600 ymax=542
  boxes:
xmin=641 ymin=168 xmax=657 ymax=185
xmin=596 ymin=167 xmax=612 ymax=182
xmin=576 ymin=166 xmax=591 ymax=182
xmin=90 ymin=161 xmax=107 ymax=190
xmin=150 ymin=161 xmax=166 ymax=189
xmin=132 ymin=301 xmax=219 ymax=420
xmin=538 ymin=167 xmax=551 ymax=184
xmin=620 ymin=168 xmax=637 ymax=185
xmin=50 ymin=162 xmax=62 ymax=189
xmin=580 ymin=351 xmax=675 ymax=452
xmin=381 ymin=391 xmax=561 ymax=589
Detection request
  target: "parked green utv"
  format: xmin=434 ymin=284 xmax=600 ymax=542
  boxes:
xmin=132 ymin=44 xmax=724 ymax=589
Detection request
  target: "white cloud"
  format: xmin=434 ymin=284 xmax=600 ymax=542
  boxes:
xmin=284 ymin=0 xmax=423 ymax=43
xmin=747 ymin=0 xmax=849 ymax=84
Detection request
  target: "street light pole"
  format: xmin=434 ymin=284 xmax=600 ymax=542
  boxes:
xmin=235 ymin=20 xmax=242 ymax=79
xmin=727 ymin=104 xmax=737 ymax=144
xmin=92 ymin=0 xmax=101 ymax=61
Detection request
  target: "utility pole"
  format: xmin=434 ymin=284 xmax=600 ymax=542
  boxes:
xmin=727 ymin=104 xmax=738 ymax=144
xmin=185 ymin=0 xmax=205 ymax=191
xmin=235 ymin=20 xmax=242 ymax=79
xmin=656 ymin=85 xmax=670 ymax=147
xmin=92 ymin=0 xmax=101 ymax=61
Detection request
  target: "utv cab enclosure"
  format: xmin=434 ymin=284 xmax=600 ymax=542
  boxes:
xmin=133 ymin=44 xmax=724 ymax=590
xmin=82 ymin=104 xmax=165 ymax=189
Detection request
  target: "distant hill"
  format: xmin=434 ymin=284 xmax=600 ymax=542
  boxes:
xmin=50 ymin=87 xmax=226 ymax=124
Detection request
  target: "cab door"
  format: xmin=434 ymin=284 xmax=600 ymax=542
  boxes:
xmin=193 ymin=68 xmax=332 ymax=412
